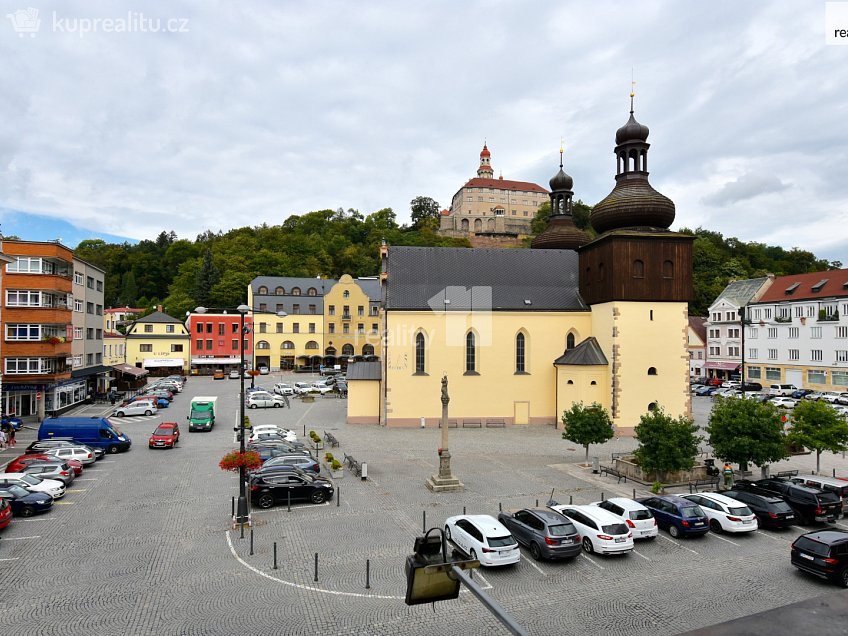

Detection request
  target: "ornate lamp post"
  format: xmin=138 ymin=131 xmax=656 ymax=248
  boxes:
xmin=426 ymin=375 xmax=464 ymax=492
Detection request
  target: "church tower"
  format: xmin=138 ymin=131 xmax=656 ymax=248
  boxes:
xmin=579 ymin=93 xmax=694 ymax=431
xmin=531 ymin=144 xmax=589 ymax=251
xmin=476 ymin=142 xmax=494 ymax=178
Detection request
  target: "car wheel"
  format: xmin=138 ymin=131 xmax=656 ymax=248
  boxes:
xmin=669 ymin=524 xmax=681 ymax=538
xmin=144 ymin=410 xmax=153 ymax=416
xmin=257 ymin=494 xmax=274 ymax=509
xmin=840 ymin=568 xmax=848 ymax=588
xmin=20 ymin=505 xmax=35 ymax=518
xmin=529 ymin=542 xmax=542 ymax=561
xmin=116 ymin=412 xmax=125 ymax=417
xmin=710 ymin=519 xmax=722 ymax=533
xmin=470 ymin=548 xmax=478 ymax=562
xmin=250 ymin=404 xmax=258 ymax=409
xmin=582 ymin=537 xmax=594 ymax=553
xmin=444 ymin=525 xmax=452 ymax=541
xmin=273 ymin=403 xmax=281 ymax=408
xmin=108 ymin=445 xmax=119 ymax=454
xmin=310 ymin=490 xmax=326 ymax=504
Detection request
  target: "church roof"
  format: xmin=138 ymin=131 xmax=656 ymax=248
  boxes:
xmin=553 ymin=337 xmax=609 ymax=365
xmin=386 ymin=246 xmax=586 ymax=311
xmin=462 ymin=177 xmax=547 ymax=194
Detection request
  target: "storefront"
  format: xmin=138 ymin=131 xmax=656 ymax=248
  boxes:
xmin=703 ymin=361 xmax=740 ymax=381
xmin=190 ymin=356 xmax=242 ymax=375
xmin=110 ymin=363 xmax=149 ymax=390
xmin=142 ymin=358 xmax=186 ymax=377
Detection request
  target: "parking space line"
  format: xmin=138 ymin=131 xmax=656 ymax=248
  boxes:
xmin=631 ymin=549 xmax=650 ymax=561
xmin=250 ymin=502 xmax=331 ymax=514
xmin=580 ymin=553 xmax=604 ymax=570
xmin=0 ymin=557 xmax=20 ymax=562
xmin=473 ymin=570 xmax=493 ymax=590
xmin=3 ymin=535 xmax=41 ymax=540
xmin=755 ymin=530 xmax=788 ymax=542
xmin=834 ymin=522 xmax=848 ymax=531
xmin=522 ymin=556 xmax=547 ymax=576
xmin=54 ymin=501 xmax=75 ymax=505
xmin=11 ymin=518 xmax=49 ymax=522
xmin=67 ymin=489 xmax=87 ymax=492
xmin=75 ymin=478 xmax=98 ymax=481
xmin=656 ymin=534 xmax=698 ymax=555
xmin=707 ymin=533 xmax=741 ymax=547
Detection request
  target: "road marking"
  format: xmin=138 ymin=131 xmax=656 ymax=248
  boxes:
xmin=657 ymin=533 xmax=698 ymax=555
xmin=250 ymin=502 xmax=331 ymax=514
xmin=473 ymin=570 xmax=493 ymax=590
xmin=2 ymin=535 xmax=41 ymax=540
xmin=707 ymin=533 xmax=741 ymax=547
xmin=834 ymin=522 xmax=848 ymax=531
xmin=54 ymin=501 xmax=75 ymax=505
xmin=0 ymin=557 xmax=20 ymax=562
xmin=75 ymin=478 xmax=98 ymax=481
xmin=11 ymin=518 xmax=49 ymax=522
xmin=66 ymin=489 xmax=87 ymax=492
xmin=522 ymin=556 xmax=547 ymax=576
xmin=755 ymin=530 xmax=788 ymax=542
xmin=631 ymin=549 xmax=650 ymax=561
xmin=97 ymin=461 xmax=117 ymax=464
xmin=580 ymin=553 xmax=604 ymax=570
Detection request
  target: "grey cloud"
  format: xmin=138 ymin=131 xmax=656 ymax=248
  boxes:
xmin=702 ymin=173 xmax=790 ymax=207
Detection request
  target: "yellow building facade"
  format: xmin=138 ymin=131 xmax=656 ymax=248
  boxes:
xmin=102 ymin=332 xmax=126 ymax=366
xmin=124 ymin=310 xmax=190 ymax=374
xmin=323 ymin=275 xmax=381 ymax=364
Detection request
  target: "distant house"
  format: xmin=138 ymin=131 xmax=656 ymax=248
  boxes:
xmin=688 ymin=317 xmax=707 ymax=378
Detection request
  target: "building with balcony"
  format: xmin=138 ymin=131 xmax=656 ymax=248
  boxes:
xmin=322 ymin=275 xmax=381 ymax=368
xmin=1 ymin=240 xmax=76 ymax=419
xmin=744 ymin=270 xmax=848 ymax=391
xmin=125 ymin=308 xmax=190 ymax=375
xmin=71 ymin=257 xmax=110 ymax=397
xmin=186 ymin=312 xmax=253 ymax=374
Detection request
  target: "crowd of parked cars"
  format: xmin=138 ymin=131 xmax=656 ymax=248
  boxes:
xmin=691 ymin=379 xmax=848 ymax=416
xmin=112 ymin=375 xmax=186 ymax=418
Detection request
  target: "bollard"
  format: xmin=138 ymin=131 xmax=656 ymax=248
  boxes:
xmin=314 ymin=553 xmax=319 ymax=582
xmin=633 ymin=488 xmax=636 ymax=499
xmin=535 ymin=499 xmax=539 ymax=507
xmin=273 ymin=542 xmax=278 ymax=570
xmin=288 ymin=490 xmax=291 ymax=512
xmin=689 ymin=483 xmax=693 ymax=494
xmin=423 ymin=510 xmax=426 ymax=533
xmin=303 ymin=424 xmax=306 ymax=437
xmin=240 ymin=519 xmax=245 ymax=539
xmin=250 ymin=525 xmax=254 ymax=556
xmin=463 ymin=506 xmax=466 ymax=515
xmin=337 ymin=486 xmax=340 ymax=507
xmin=601 ymin=492 xmax=605 ymax=502
xmin=499 ymin=502 xmax=502 ymax=512
xmin=231 ymin=496 xmax=235 ymax=518
xmin=569 ymin=495 xmax=573 ymax=505
xmin=834 ymin=468 xmax=837 ymax=478
xmin=366 ymin=559 xmax=371 ymax=589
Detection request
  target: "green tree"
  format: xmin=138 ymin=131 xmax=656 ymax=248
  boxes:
xmin=706 ymin=396 xmax=788 ymax=472
xmin=561 ymin=402 xmax=615 ymax=461
xmin=634 ymin=406 xmax=701 ymax=480
xmin=120 ymin=270 xmax=138 ymax=306
xmin=410 ymin=196 xmax=440 ymax=229
xmin=786 ymin=400 xmax=848 ymax=473
xmin=193 ymin=248 xmax=220 ymax=309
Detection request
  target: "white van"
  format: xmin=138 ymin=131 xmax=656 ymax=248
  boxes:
xmin=768 ymin=384 xmax=798 ymax=396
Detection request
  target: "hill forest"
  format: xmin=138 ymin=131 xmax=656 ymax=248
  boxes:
xmin=67 ymin=198 xmax=840 ymax=321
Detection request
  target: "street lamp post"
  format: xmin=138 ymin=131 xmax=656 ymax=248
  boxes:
xmin=739 ymin=306 xmax=746 ymax=389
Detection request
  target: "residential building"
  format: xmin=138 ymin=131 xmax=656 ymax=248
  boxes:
xmin=102 ymin=330 xmax=126 ymax=366
xmin=104 ymin=306 xmax=143 ymax=333
xmin=322 ymin=275 xmax=382 ymax=365
xmin=704 ymin=277 xmax=773 ymax=381
xmin=0 ymin=245 xmax=15 ymax=417
xmin=688 ymin=317 xmax=707 ymax=378
xmin=745 ymin=270 xmax=848 ymax=391
xmin=71 ymin=257 xmax=109 ymax=397
xmin=124 ymin=307 xmax=190 ymax=375
xmin=1 ymin=240 xmax=75 ymax=419
xmin=438 ymin=143 xmax=548 ymax=239
xmin=186 ymin=312 xmax=253 ymax=374
xmin=350 ymin=103 xmax=694 ymax=432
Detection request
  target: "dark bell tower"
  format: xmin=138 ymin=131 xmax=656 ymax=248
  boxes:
xmin=531 ymin=144 xmax=589 ymax=251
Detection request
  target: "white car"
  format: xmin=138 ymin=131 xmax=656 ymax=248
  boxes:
xmin=680 ymin=492 xmax=758 ymax=533
xmin=819 ymin=392 xmax=843 ymax=404
xmin=293 ymin=382 xmax=314 ymax=395
xmin=831 ymin=404 xmax=848 ymax=418
xmin=246 ymin=392 xmax=286 ymax=409
xmin=771 ymin=397 xmax=797 ymax=409
xmin=273 ymin=383 xmax=294 ymax=396
xmin=43 ymin=446 xmax=96 ymax=465
xmin=311 ymin=382 xmax=333 ymax=395
xmin=444 ymin=515 xmax=520 ymax=567
xmin=258 ymin=365 xmax=270 ymax=375
xmin=229 ymin=370 xmax=241 ymax=379
xmin=249 ymin=426 xmax=297 ymax=443
xmin=591 ymin=497 xmax=658 ymax=540
xmin=549 ymin=504 xmax=633 ymax=555
xmin=0 ymin=473 xmax=66 ymax=499
xmin=114 ymin=399 xmax=158 ymax=417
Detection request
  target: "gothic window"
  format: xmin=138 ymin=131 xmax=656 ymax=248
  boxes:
xmin=415 ymin=332 xmax=425 ymax=374
xmin=566 ymin=333 xmax=576 ymax=350
xmin=515 ymin=332 xmax=526 ymax=373
xmin=465 ymin=331 xmax=476 ymax=373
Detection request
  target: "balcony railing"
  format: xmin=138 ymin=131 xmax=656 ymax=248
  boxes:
xmin=774 ymin=316 xmax=792 ymax=323
xmin=341 ymin=313 xmax=352 ymax=321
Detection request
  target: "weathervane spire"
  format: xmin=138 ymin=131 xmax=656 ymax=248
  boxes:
xmin=559 ymin=137 xmax=564 ymax=169
xmin=630 ymin=68 xmax=636 ymax=114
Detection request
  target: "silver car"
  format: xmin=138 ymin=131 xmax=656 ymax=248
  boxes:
xmin=21 ymin=461 xmax=76 ymax=486
xmin=44 ymin=445 xmax=96 ymax=465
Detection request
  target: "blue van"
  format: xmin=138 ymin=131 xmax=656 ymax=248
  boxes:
xmin=38 ymin=417 xmax=131 ymax=454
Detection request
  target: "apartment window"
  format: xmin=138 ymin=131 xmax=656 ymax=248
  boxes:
xmin=292 ymin=304 xmax=300 ymax=314
xmin=837 ymin=326 xmax=848 ymax=339
xmin=343 ymin=324 xmax=349 ymax=334
xmin=96 ymin=280 xmax=103 ymax=292
xmin=6 ymin=290 xmax=40 ymax=307
xmin=767 ymin=328 xmax=777 ymax=339
xmin=764 ymin=308 xmax=772 ymax=319
xmin=259 ymin=303 xmax=267 ymax=311
xmin=196 ymin=323 xmax=203 ymax=334
xmin=171 ymin=344 xmax=183 ymax=352
xmin=309 ymin=323 xmax=316 ymax=334
xmin=206 ymin=323 xmax=213 ymax=333
xmin=748 ymin=348 xmax=758 ymax=359
xmin=751 ymin=308 xmax=761 ymax=320
xmin=197 ymin=339 xmax=204 ymax=350
xmin=747 ymin=366 xmax=762 ymax=379
xmin=808 ymin=369 xmax=827 ymax=384
xmin=370 ymin=306 xmax=379 ymax=316
xmin=140 ymin=344 xmax=152 ymax=352
xmin=86 ymin=302 xmax=94 ymax=314
xmin=371 ymin=323 xmax=378 ymax=334
xmin=142 ymin=324 xmax=152 ymax=333
xmin=293 ymin=323 xmax=300 ymax=334
xmin=203 ymin=339 xmax=211 ymax=350
xmin=74 ymin=299 xmax=83 ymax=312
xmin=86 ymin=328 xmax=94 ymax=340
xmin=275 ymin=304 xmax=285 ymax=314
xmin=765 ymin=367 xmax=781 ymax=380
xmin=85 ymin=353 xmax=93 ymax=365
xmin=7 ymin=257 xmax=50 ymax=273
xmin=309 ymin=305 xmax=317 ymax=314
xmin=358 ymin=306 xmax=364 ymax=317
xmin=811 ymin=327 xmax=822 ymax=339
xmin=328 ymin=324 xmax=335 ymax=334
xmin=166 ymin=324 xmax=175 ymax=333
xmin=728 ymin=346 xmax=740 ymax=356
xmin=709 ymin=346 xmax=720 ymax=356
xmin=748 ymin=327 xmax=758 ymax=339
xmin=788 ymin=327 xmax=799 ymax=339
xmin=709 ymin=329 xmax=719 ymax=338
xmin=811 ymin=350 xmax=823 ymax=362
xmin=259 ymin=322 xmax=267 ymax=333
xmin=95 ymin=353 xmax=102 ymax=363
xmin=96 ymin=304 xmax=102 ymax=316
xmin=73 ymin=271 xmax=83 ymax=285
xmin=231 ymin=339 xmax=238 ymax=350
xmin=276 ymin=323 xmax=283 ymax=333
xmin=768 ymin=349 xmax=778 ymax=360
xmin=788 ymin=349 xmax=799 ymax=361
xmin=808 ymin=305 xmax=816 ymax=317
xmin=218 ymin=324 xmax=225 ymax=336
xmin=836 ymin=350 xmax=848 ymax=362
xmin=71 ymin=356 xmax=81 ymax=368
xmin=795 ymin=305 xmax=804 ymax=317
xmin=256 ymin=341 xmax=270 ymax=350
xmin=728 ymin=328 xmax=740 ymax=338
xmin=96 ymin=329 xmax=102 ymax=339
xmin=465 ymin=332 xmax=476 ymax=373
xmin=87 ymin=276 xmax=94 ymax=289
xmin=328 ymin=305 xmax=335 ymax=316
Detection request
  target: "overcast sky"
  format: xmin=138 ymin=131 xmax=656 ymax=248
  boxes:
xmin=0 ymin=1 xmax=846 ymax=261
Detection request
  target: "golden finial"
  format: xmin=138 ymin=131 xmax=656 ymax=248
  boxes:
xmin=559 ymin=137 xmax=564 ymax=168
xmin=630 ymin=68 xmax=636 ymax=113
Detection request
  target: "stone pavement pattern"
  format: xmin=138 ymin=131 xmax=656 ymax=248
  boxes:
xmin=0 ymin=380 xmax=846 ymax=635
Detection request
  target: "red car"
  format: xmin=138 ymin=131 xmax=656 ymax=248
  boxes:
xmin=5 ymin=454 xmax=83 ymax=476
xmin=0 ymin=499 xmax=12 ymax=531
xmin=707 ymin=378 xmax=724 ymax=386
xmin=149 ymin=422 xmax=180 ymax=449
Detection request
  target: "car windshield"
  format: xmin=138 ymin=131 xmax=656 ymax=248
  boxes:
xmin=547 ymin=523 xmax=576 ymax=537
xmin=487 ymin=535 xmax=517 ymax=548
xmin=5 ymin=484 xmax=30 ymax=497
xmin=728 ymin=506 xmax=753 ymax=516
xmin=816 ymin=492 xmax=841 ymax=504
xmin=19 ymin=475 xmax=41 ymax=485
xmin=601 ymin=523 xmax=629 ymax=535
xmin=629 ymin=509 xmax=653 ymax=521
xmin=794 ymin=536 xmax=831 ymax=557
xmin=110 ymin=425 xmax=123 ymax=436
xmin=153 ymin=427 xmax=173 ymax=435
xmin=680 ymin=506 xmax=704 ymax=518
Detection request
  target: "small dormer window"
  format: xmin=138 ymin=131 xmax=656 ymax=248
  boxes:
xmin=811 ymin=279 xmax=828 ymax=292
xmin=785 ymin=282 xmax=800 ymax=295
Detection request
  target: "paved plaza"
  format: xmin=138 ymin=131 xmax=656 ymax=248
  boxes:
xmin=1 ymin=376 xmax=847 ymax=635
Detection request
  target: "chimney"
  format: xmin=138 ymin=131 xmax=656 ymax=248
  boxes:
xmin=157 ymin=304 xmax=163 ymax=313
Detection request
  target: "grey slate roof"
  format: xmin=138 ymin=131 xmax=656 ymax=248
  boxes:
xmin=356 ymin=277 xmax=381 ymax=302
xmin=386 ymin=246 xmax=586 ymax=311
xmin=346 ymin=360 xmax=381 ymax=381
xmin=553 ymin=337 xmax=609 ymax=365
xmin=132 ymin=311 xmax=182 ymax=324
xmin=250 ymin=276 xmax=336 ymax=294
xmin=714 ymin=277 xmax=770 ymax=307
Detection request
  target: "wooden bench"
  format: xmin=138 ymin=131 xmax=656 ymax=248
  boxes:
xmin=462 ymin=419 xmax=482 ymax=428
xmin=485 ymin=419 xmax=506 ymax=428
xmin=776 ymin=469 xmax=799 ymax=478
xmin=599 ymin=465 xmax=627 ymax=483
xmin=438 ymin=420 xmax=458 ymax=428
xmin=323 ymin=431 xmax=339 ymax=448
xmin=343 ymin=453 xmax=363 ymax=477
xmin=689 ymin=477 xmax=720 ymax=493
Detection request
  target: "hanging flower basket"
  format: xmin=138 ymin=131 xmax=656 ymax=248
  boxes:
xmin=44 ymin=336 xmax=64 ymax=344
xmin=219 ymin=450 xmax=262 ymax=472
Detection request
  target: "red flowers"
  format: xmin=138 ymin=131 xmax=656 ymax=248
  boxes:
xmin=219 ymin=450 xmax=261 ymax=472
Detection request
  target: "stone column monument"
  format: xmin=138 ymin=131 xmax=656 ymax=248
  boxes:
xmin=426 ymin=375 xmax=464 ymax=492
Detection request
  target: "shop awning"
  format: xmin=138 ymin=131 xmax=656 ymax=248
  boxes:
xmin=142 ymin=358 xmax=184 ymax=368
xmin=703 ymin=361 xmax=740 ymax=371
xmin=191 ymin=357 xmax=241 ymax=365
xmin=71 ymin=365 xmax=114 ymax=378
xmin=111 ymin=363 xmax=148 ymax=377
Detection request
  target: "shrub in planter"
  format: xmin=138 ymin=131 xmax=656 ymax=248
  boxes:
xmin=219 ymin=450 xmax=262 ymax=472
xmin=309 ymin=430 xmax=320 ymax=442
xmin=331 ymin=459 xmax=342 ymax=471
xmin=325 ymin=452 xmax=334 ymax=463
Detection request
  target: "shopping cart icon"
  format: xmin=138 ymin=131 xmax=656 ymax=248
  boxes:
xmin=6 ymin=8 xmax=41 ymax=37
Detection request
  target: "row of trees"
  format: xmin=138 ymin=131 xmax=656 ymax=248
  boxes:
xmin=562 ymin=397 xmax=848 ymax=480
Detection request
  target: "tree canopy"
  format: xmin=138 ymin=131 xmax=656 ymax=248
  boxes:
xmin=634 ymin=406 xmax=701 ymax=479
xmin=561 ymin=402 xmax=614 ymax=461
xmin=706 ymin=396 xmax=788 ymax=470
xmin=786 ymin=400 xmax=848 ymax=473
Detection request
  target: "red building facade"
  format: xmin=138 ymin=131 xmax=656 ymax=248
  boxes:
xmin=186 ymin=312 xmax=254 ymax=373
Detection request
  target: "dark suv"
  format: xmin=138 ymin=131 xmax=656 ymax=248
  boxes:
xmin=791 ymin=530 xmax=848 ymax=587
xmin=250 ymin=472 xmax=334 ymax=508
xmin=734 ymin=478 xmax=842 ymax=524
xmin=723 ymin=490 xmax=797 ymax=528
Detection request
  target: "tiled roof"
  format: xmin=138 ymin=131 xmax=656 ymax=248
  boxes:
xmin=386 ymin=246 xmax=585 ymax=311
xmin=462 ymin=177 xmax=547 ymax=194
xmin=755 ymin=269 xmax=848 ymax=303
xmin=133 ymin=310 xmax=182 ymax=324
xmin=714 ymin=277 xmax=771 ymax=307
xmin=553 ymin=337 xmax=609 ymax=365
xmin=346 ymin=361 xmax=381 ymax=381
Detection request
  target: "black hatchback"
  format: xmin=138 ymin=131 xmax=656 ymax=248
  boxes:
xmin=791 ymin=530 xmax=848 ymax=586
xmin=723 ymin=490 xmax=797 ymax=528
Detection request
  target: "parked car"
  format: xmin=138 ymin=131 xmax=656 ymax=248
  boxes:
xmin=28 ymin=437 xmax=104 ymax=460
xmin=250 ymin=471 xmax=334 ymax=507
xmin=497 ymin=508 xmax=582 ymax=560
xmin=636 ymin=495 xmax=709 ymax=538
xmin=837 ymin=393 xmax=848 ymax=406
xmin=25 ymin=439 xmax=82 ymax=454
xmin=680 ymin=492 xmax=758 ymax=533
xmin=0 ymin=498 xmax=12 ymax=530
xmin=789 ymin=475 xmax=848 ymax=516
xmin=733 ymin=478 xmax=842 ymax=524
xmin=149 ymin=423 xmax=180 ymax=449
xmin=707 ymin=378 xmax=724 ymax=386
xmin=771 ymin=397 xmax=797 ymax=409
xmin=20 ymin=461 xmax=76 ymax=486
xmin=258 ymin=365 xmax=270 ymax=375
xmin=791 ymin=389 xmax=814 ymax=399
xmin=0 ymin=473 xmax=65 ymax=499
xmin=319 ymin=365 xmax=341 ymax=376
xmin=1 ymin=415 xmax=23 ymax=430
xmin=229 ymin=370 xmax=241 ymax=379
xmin=262 ymin=454 xmax=320 ymax=474
xmin=6 ymin=454 xmax=82 ymax=476
xmin=722 ymin=489 xmax=797 ymax=528
xmin=213 ymin=369 xmax=226 ymax=380
xmin=444 ymin=515 xmax=520 ymax=567
xmin=246 ymin=392 xmax=286 ymax=409
xmin=311 ymin=382 xmax=333 ymax=395
xmin=694 ymin=386 xmax=717 ymax=397
xmin=740 ymin=382 xmax=763 ymax=391
xmin=272 ymin=383 xmax=294 ymax=396
xmin=592 ymin=497 xmax=658 ymax=540
xmin=791 ymin=530 xmax=848 ymax=587
xmin=249 ymin=445 xmax=310 ymax=463
xmin=137 ymin=395 xmax=170 ymax=409
xmin=548 ymin=503 xmax=633 ymax=554
xmin=249 ymin=426 xmax=297 ymax=443
xmin=293 ymin=382 xmax=314 ymax=395
xmin=0 ymin=484 xmax=53 ymax=517
xmin=113 ymin=399 xmax=157 ymax=417
xmin=769 ymin=384 xmax=798 ymax=396
xmin=831 ymin=405 xmax=848 ymax=418
xmin=42 ymin=445 xmax=96 ymax=465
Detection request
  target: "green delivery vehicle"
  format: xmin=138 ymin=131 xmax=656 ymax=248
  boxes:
xmin=187 ymin=396 xmax=217 ymax=432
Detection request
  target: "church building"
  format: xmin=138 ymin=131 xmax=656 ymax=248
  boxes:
xmin=349 ymin=99 xmax=693 ymax=434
